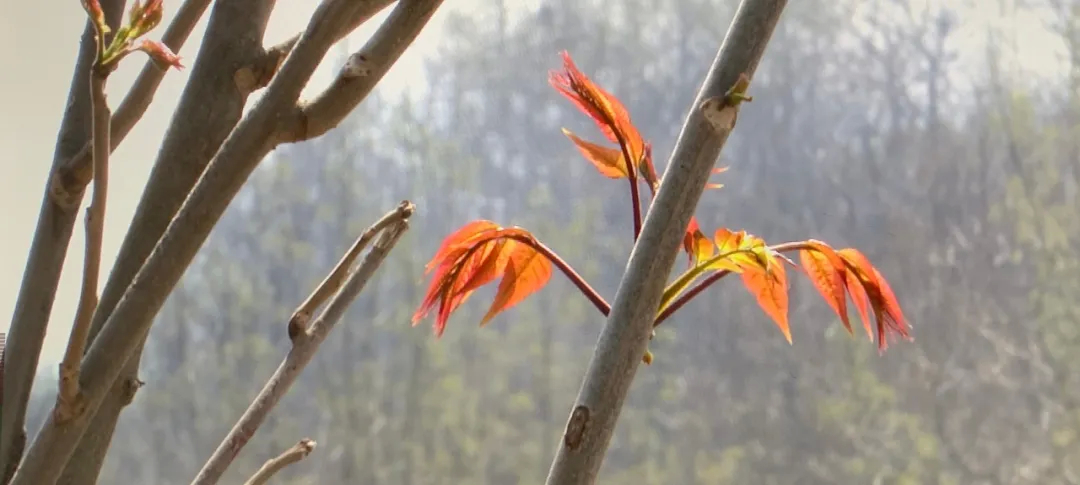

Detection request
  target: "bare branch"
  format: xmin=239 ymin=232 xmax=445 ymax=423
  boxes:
xmin=289 ymin=202 xmax=413 ymax=339
xmin=0 ymin=1 xmax=126 ymax=478
xmin=56 ymin=2 xmax=279 ymax=482
xmin=56 ymin=65 xmax=112 ymax=423
xmin=543 ymin=1 xmax=788 ymax=484
xmin=276 ymin=0 xmax=445 ymax=143
xmin=242 ymin=439 xmax=317 ymax=485
xmin=51 ymin=0 xmax=215 ymax=207
xmin=190 ymin=202 xmax=413 ymax=485
xmin=238 ymin=0 xmax=395 ymax=96
xmin=10 ymin=2 xmax=442 ymax=484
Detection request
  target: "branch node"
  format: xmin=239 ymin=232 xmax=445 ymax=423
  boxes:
xmin=120 ymin=377 xmax=145 ymax=405
xmin=235 ymin=38 xmax=296 ymax=95
xmin=699 ymin=97 xmax=738 ymax=134
xmin=562 ymin=405 xmax=590 ymax=450
xmin=342 ymin=52 xmax=373 ymax=79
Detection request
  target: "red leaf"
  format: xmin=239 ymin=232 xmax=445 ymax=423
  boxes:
xmin=414 ymin=222 xmax=554 ymax=337
xmin=561 ymin=128 xmax=629 ymax=178
xmin=799 ymin=241 xmax=851 ymax=335
xmin=837 ymin=248 xmax=910 ymax=351
xmin=128 ymin=0 xmax=164 ymax=37
xmin=135 ymin=39 xmax=184 ymax=70
xmin=481 ymin=243 xmax=552 ymax=325
xmin=741 ymin=262 xmax=790 ymax=343
xmin=550 ymin=51 xmax=645 ymax=174
xmin=81 ymin=0 xmax=110 ymax=34
xmin=682 ymin=217 xmax=714 ymax=266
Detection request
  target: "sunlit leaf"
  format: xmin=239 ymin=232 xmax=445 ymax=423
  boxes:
xmin=837 ymin=248 xmax=910 ymax=351
xmin=561 ymin=128 xmax=629 ymax=178
xmin=799 ymin=241 xmax=851 ymax=334
xmin=413 ymin=221 xmax=555 ymax=337
xmin=481 ymin=243 xmax=553 ymax=325
xmin=682 ymin=217 xmax=714 ymax=266
xmin=550 ymin=51 xmax=645 ymax=174
xmin=741 ymin=262 xmax=790 ymax=343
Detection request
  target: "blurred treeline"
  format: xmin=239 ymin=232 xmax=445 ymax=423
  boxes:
xmin=25 ymin=0 xmax=1080 ymax=483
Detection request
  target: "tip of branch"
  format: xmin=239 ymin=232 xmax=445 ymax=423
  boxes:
xmin=397 ymin=200 xmax=415 ymax=219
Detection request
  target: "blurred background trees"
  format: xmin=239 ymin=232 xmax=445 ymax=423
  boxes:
xmin=17 ymin=0 xmax=1077 ymax=483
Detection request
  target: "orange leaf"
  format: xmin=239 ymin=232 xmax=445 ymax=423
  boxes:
xmin=550 ymin=51 xmax=645 ymax=171
xmin=710 ymin=228 xmax=765 ymax=272
xmin=682 ymin=217 xmax=714 ymax=266
xmin=799 ymin=242 xmax=851 ymax=335
xmin=481 ymin=243 xmax=552 ymax=325
xmin=414 ymin=222 xmax=554 ymax=337
xmin=741 ymin=262 xmax=790 ymax=343
xmin=561 ymin=129 xmax=629 ymax=178
xmin=424 ymin=220 xmax=500 ymax=274
xmin=837 ymin=248 xmax=910 ymax=351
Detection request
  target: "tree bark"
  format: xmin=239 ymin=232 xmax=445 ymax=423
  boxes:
xmin=57 ymin=2 xmax=276 ymax=482
xmin=542 ymin=1 xmax=788 ymax=484
xmin=0 ymin=2 xmax=125 ymax=480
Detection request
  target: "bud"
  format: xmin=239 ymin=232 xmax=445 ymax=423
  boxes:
xmin=136 ymin=40 xmax=183 ymax=70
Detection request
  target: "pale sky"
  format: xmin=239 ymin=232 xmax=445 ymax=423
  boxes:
xmin=0 ymin=0 xmax=1069 ymax=371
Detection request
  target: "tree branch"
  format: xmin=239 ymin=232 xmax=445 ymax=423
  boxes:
xmin=542 ymin=1 xmax=788 ymax=484
xmin=289 ymin=201 xmax=412 ymax=338
xmin=275 ymin=0 xmax=446 ymax=144
xmin=10 ymin=2 xmax=442 ymax=484
xmin=191 ymin=203 xmax=413 ymax=485
xmin=56 ymin=64 xmax=112 ymax=423
xmin=241 ymin=439 xmax=317 ymax=485
xmin=57 ymin=3 xmax=279 ymax=482
xmin=60 ymin=1 xmax=400 ymax=483
xmin=51 ymin=0 xmax=215 ymax=207
xmin=0 ymin=2 xmax=126 ymax=479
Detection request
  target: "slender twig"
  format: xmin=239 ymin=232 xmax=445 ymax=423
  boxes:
xmin=289 ymin=200 xmax=414 ymax=338
xmin=275 ymin=0 xmax=446 ymax=143
xmin=242 ymin=439 xmax=317 ymax=485
xmin=0 ymin=0 xmax=128 ymax=477
xmin=190 ymin=203 xmax=413 ymax=485
xmin=52 ymin=0 xmax=216 ymax=206
xmin=57 ymin=3 xmax=281 ymax=483
xmin=544 ymin=1 xmax=787 ymax=483
xmin=56 ymin=63 xmax=112 ymax=422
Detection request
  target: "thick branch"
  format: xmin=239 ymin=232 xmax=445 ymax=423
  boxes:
xmin=10 ymin=2 xmax=441 ymax=484
xmin=276 ymin=0 xmax=446 ymax=143
xmin=543 ymin=2 xmax=787 ymax=484
xmin=57 ymin=2 xmax=278 ymax=483
xmin=0 ymin=2 xmax=126 ymax=479
xmin=242 ymin=439 xmax=317 ymax=485
xmin=56 ymin=66 xmax=112 ymax=422
xmin=191 ymin=203 xmax=412 ymax=485
xmin=52 ymin=0 xmax=215 ymax=207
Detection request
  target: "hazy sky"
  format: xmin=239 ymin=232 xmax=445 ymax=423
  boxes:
xmin=0 ymin=0 xmax=1068 ymax=371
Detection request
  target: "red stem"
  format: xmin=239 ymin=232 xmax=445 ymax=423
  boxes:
xmin=615 ymin=137 xmax=643 ymax=240
xmin=653 ymin=241 xmax=812 ymax=327
xmin=508 ymin=235 xmax=611 ymax=317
